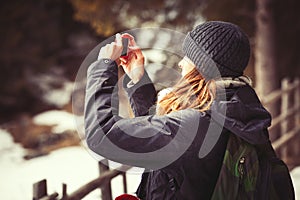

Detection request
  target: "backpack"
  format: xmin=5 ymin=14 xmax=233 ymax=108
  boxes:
xmin=211 ymin=133 xmax=295 ymax=200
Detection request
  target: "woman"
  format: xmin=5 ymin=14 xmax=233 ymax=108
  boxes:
xmin=84 ymin=21 xmax=294 ymax=199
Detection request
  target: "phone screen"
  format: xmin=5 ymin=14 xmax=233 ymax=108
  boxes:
xmin=121 ymin=38 xmax=129 ymax=57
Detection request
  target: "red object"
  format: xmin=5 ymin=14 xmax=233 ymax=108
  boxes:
xmin=115 ymin=194 xmax=140 ymax=200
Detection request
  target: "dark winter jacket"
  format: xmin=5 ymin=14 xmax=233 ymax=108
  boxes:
xmin=84 ymin=59 xmax=294 ymax=200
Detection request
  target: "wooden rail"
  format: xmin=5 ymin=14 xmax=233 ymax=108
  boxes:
xmin=261 ymin=78 xmax=300 ymax=168
xmin=33 ymin=160 xmax=132 ymax=200
xmin=67 ymin=164 xmax=131 ymax=200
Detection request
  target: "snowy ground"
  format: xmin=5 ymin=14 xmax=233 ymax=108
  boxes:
xmin=0 ymin=126 xmax=299 ymax=200
xmin=0 ymin=129 xmax=142 ymax=200
xmin=291 ymin=167 xmax=300 ymax=199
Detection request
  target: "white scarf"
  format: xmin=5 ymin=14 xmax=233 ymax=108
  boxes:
xmin=215 ymin=75 xmax=252 ymax=88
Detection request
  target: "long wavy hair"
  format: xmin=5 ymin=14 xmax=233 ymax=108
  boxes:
xmin=156 ymin=68 xmax=216 ymax=115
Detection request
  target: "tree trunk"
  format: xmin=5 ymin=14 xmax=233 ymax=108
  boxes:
xmin=254 ymin=0 xmax=280 ymax=141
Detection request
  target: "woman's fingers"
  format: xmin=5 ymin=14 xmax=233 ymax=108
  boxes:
xmin=119 ymin=57 xmax=128 ymax=64
xmin=115 ymin=33 xmax=122 ymax=47
xmin=98 ymin=35 xmax=123 ymax=61
xmin=98 ymin=33 xmax=140 ymax=61
xmin=120 ymin=50 xmax=136 ymax=65
xmin=118 ymin=33 xmax=144 ymax=83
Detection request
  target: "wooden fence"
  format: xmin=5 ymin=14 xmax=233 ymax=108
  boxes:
xmin=33 ymin=77 xmax=300 ymax=200
xmin=33 ymin=160 xmax=131 ymax=200
xmin=261 ymin=77 xmax=300 ymax=169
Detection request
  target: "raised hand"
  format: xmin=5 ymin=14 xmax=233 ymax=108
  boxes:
xmin=120 ymin=33 xmax=145 ymax=84
xmin=98 ymin=33 xmax=123 ymax=62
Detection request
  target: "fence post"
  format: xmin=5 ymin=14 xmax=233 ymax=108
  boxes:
xmin=280 ymin=78 xmax=293 ymax=161
xmin=33 ymin=179 xmax=47 ymax=200
xmin=122 ymin=172 xmax=128 ymax=194
xmin=293 ymin=78 xmax=300 ymax=165
xmin=61 ymin=183 xmax=67 ymax=200
xmin=295 ymin=78 xmax=300 ymax=124
xmin=99 ymin=160 xmax=112 ymax=200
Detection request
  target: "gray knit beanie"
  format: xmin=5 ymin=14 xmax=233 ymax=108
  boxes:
xmin=182 ymin=21 xmax=250 ymax=79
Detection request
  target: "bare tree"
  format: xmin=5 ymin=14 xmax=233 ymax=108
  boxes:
xmin=254 ymin=0 xmax=280 ymax=140
xmin=69 ymin=0 xmax=206 ymax=36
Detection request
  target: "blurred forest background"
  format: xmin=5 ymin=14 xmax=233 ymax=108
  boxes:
xmin=1 ymin=0 xmax=300 ymax=199
xmin=1 ymin=0 xmax=300 ymax=158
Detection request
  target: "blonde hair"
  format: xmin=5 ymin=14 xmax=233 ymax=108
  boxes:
xmin=156 ymin=68 xmax=216 ymax=115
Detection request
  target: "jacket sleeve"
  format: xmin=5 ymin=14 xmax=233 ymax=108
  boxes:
xmin=122 ymin=71 xmax=157 ymax=117
xmin=84 ymin=59 xmax=200 ymax=169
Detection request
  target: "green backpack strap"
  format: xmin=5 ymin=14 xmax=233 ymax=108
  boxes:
xmin=211 ymin=134 xmax=259 ymax=200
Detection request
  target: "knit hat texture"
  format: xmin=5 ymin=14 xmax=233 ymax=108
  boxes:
xmin=182 ymin=21 xmax=250 ymax=78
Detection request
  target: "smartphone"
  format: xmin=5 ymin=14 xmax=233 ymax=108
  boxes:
xmin=121 ymin=38 xmax=129 ymax=57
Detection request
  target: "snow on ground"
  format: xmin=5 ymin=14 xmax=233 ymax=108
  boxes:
xmin=43 ymin=81 xmax=74 ymax=108
xmin=32 ymin=109 xmax=85 ymax=139
xmin=291 ymin=167 xmax=300 ymax=199
xmin=0 ymin=129 xmax=141 ymax=200
xmin=33 ymin=110 xmax=79 ymax=133
xmin=1 ymin=127 xmax=300 ymax=199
